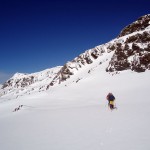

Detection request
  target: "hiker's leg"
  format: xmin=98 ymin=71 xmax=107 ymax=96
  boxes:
xmin=110 ymin=104 xmax=113 ymax=110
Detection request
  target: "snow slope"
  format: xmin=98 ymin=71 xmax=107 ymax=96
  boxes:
xmin=0 ymin=53 xmax=150 ymax=150
xmin=0 ymin=14 xmax=150 ymax=150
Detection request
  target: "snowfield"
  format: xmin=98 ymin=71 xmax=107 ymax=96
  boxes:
xmin=0 ymin=54 xmax=150 ymax=150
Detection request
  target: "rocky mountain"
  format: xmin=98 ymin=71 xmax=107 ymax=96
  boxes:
xmin=107 ymin=14 xmax=150 ymax=72
xmin=47 ymin=44 xmax=109 ymax=87
xmin=118 ymin=14 xmax=150 ymax=37
xmin=0 ymin=14 xmax=150 ymax=99
xmin=48 ymin=14 xmax=150 ymax=87
xmin=0 ymin=67 xmax=61 ymax=99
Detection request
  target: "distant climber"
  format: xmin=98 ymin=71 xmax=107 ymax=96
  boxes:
xmin=106 ymin=93 xmax=116 ymax=110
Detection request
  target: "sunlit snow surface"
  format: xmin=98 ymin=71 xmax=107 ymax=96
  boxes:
xmin=0 ymin=54 xmax=150 ymax=150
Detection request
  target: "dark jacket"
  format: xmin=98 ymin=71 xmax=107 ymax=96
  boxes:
xmin=107 ymin=93 xmax=115 ymax=101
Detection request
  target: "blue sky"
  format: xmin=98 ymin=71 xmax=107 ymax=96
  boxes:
xmin=0 ymin=0 xmax=150 ymax=83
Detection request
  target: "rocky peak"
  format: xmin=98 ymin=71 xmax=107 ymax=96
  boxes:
xmin=118 ymin=14 xmax=150 ymax=37
xmin=48 ymin=15 xmax=150 ymax=88
xmin=106 ymin=16 xmax=150 ymax=73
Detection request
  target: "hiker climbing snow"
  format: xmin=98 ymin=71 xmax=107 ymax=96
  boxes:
xmin=106 ymin=93 xmax=116 ymax=110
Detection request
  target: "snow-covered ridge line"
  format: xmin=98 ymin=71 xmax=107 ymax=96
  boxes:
xmin=118 ymin=14 xmax=150 ymax=37
xmin=0 ymin=66 xmax=62 ymax=99
xmin=47 ymin=43 xmax=111 ymax=87
xmin=0 ymin=14 xmax=150 ymax=99
xmin=113 ymin=26 xmax=150 ymax=44
xmin=48 ymin=23 xmax=150 ymax=87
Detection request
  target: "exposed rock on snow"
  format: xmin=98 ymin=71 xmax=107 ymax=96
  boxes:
xmin=48 ymin=46 xmax=107 ymax=86
xmin=118 ymin=14 xmax=150 ymax=37
xmin=106 ymin=29 xmax=150 ymax=72
xmin=0 ymin=67 xmax=62 ymax=98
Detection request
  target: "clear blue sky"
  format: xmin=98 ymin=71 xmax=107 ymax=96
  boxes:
xmin=0 ymin=0 xmax=150 ymax=83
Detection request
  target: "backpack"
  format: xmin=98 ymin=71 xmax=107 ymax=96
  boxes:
xmin=109 ymin=94 xmax=115 ymax=101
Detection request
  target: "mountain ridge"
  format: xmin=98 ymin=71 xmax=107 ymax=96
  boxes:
xmin=0 ymin=14 xmax=150 ymax=99
xmin=0 ymin=66 xmax=62 ymax=98
xmin=48 ymin=14 xmax=150 ymax=87
xmin=118 ymin=14 xmax=150 ymax=37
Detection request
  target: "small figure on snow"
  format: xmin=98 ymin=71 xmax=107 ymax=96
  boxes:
xmin=106 ymin=93 xmax=116 ymax=110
